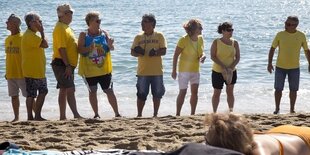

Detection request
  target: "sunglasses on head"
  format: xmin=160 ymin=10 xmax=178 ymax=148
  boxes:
xmin=225 ymin=28 xmax=234 ymax=32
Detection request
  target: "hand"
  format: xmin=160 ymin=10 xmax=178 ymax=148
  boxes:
xmin=267 ymin=64 xmax=274 ymax=73
xmin=134 ymin=46 xmax=145 ymax=55
xmin=171 ymin=71 xmax=177 ymax=80
xmin=149 ymin=48 xmax=157 ymax=56
xmin=108 ymin=37 xmax=114 ymax=45
xmin=199 ymin=55 xmax=206 ymax=63
xmin=37 ymin=21 xmax=44 ymax=33
xmin=64 ymin=66 xmax=73 ymax=79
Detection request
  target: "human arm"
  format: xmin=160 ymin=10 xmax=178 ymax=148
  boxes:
xmin=102 ymin=29 xmax=114 ymax=51
xmin=267 ymin=47 xmax=276 ymax=73
xmin=77 ymin=32 xmax=94 ymax=56
xmin=37 ymin=21 xmax=48 ymax=48
xmin=59 ymin=48 xmax=72 ymax=79
xmin=172 ymin=46 xmax=182 ymax=80
xmin=305 ymin=49 xmax=310 ymax=73
xmin=229 ymin=41 xmax=240 ymax=69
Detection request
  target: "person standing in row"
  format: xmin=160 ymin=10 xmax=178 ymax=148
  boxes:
xmin=5 ymin=14 xmax=27 ymax=122
xmin=267 ymin=16 xmax=310 ymax=114
xmin=51 ymin=3 xmax=82 ymax=120
xmin=210 ymin=22 xmax=240 ymax=113
xmin=77 ymin=11 xmax=121 ymax=118
xmin=21 ymin=12 xmax=48 ymax=120
xmin=171 ymin=19 xmax=206 ymax=116
xmin=131 ymin=13 xmax=167 ymax=117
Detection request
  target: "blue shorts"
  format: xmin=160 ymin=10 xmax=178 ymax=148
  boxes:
xmin=136 ymin=75 xmax=165 ymax=101
xmin=25 ymin=78 xmax=48 ymax=98
xmin=274 ymin=67 xmax=299 ymax=91
xmin=212 ymin=70 xmax=237 ymax=89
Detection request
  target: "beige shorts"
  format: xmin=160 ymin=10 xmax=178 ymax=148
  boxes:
xmin=178 ymin=72 xmax=200 ymax=89
xmin=7 ymin=78 xmax=27 ymax=97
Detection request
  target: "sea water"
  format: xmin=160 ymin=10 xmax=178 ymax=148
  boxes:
xmin=1 ymin=0 xmax=310 ymax=121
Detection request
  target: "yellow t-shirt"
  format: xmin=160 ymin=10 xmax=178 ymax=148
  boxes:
xmin=52 ymin=22 xmax=78 ymax=67
xmin=131 ymin=31 xmax=167 ymax=76
xmin=78 ymin=50 xmax=112 ymax=77
xmin=21 ymin=29 xmax=46 ymax=78
xmin=272 ymin=30 xmax=308 ymax=69
xmin=212 ymin=38 xmax=236 ymax=73
xmin=177 ymin=35 xmax=204 ymax=72
xmin=5 ymin=33 xmax=23 ymax=79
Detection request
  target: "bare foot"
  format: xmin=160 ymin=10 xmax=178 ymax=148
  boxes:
xmin=11 ymin=118 xmax=19 ymax=122
xmin=34 ymin=117 xmax=47 ymax=121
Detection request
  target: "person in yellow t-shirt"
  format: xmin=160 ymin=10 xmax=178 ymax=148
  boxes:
xmin=131 ymin=13 xmax=167 ymax=117
xmin=210 ymin=22 xmax=240 ymax=113
xmin=51 ymin=3 xmax=82 ymax=120
xmin=21 ymin=12 xmax=48 ymax=121
xmin=171 ymin=19 xmax=206 ymax=116
xmin=77 ymin=11 xmax=121 ymax=119
xmin=5 ymin=14 xmax=26 ymax=122
xmin=267 ymin=16 xmax=310 ymax=114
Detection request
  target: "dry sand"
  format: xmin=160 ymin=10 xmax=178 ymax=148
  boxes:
xmin=0 ymin=113 xmax=310 ymax=152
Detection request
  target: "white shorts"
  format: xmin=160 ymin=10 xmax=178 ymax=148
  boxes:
xmin=178 ymin=72 xmax=200 ymax=89
xmin=7 ymin=79 xmax=27 ymax=97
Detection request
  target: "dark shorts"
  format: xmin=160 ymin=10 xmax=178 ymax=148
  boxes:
xmin=51 ymin=58 xmax=75 ymax=89
xmin=25 ymin=77 xmax=48 ymax=98
xmin=136 ymin=75 xmax=165 ymax=101
xmin=274 ymin=67 xmax=299 ymax=91
xmin=212 ymin=70 xmax=237 ymax=89
xmin=86 ymin=74 xmax=112 ymax=92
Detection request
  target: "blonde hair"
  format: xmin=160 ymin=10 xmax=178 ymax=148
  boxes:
xmin=85 ymin=11 xmax=100 ymax=26
xmin=204 ymin=113 xmax=253 ymax=154
xmin=183 ymin=19 xmax=202 ymax=36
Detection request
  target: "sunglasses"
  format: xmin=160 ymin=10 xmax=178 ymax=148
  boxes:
xmin=225 ymin=28 xmax=234 ymax=32
xmin=285 ymin=22 xmax=297 ymax=27
xmin=96 ymin=19 xmax=101 ymax=24
xmin=198 ymin=27 xmax=203 ymax=30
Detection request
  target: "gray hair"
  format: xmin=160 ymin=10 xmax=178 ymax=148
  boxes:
xmin=24 ymin=12 xmax=40 ymax=28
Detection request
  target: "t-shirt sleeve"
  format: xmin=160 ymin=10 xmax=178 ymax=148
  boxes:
xmin=158 ymin=33 xmax=167 ymax=49
xmin=177 ymin=37 xmax=185 ymax=49
xmin=54 ymin=26 xmax=67 ymax=49
xmin=301 ymin=33 xmax=309 ymax=51
xmin=131 ymin=35 xmax=139 ymax=49
xmin=271 ymin=33 xmax=280 ymax=48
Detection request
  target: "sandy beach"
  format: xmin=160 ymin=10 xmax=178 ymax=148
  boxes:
xmin=0 ymin=113 xmax=310 ymax=152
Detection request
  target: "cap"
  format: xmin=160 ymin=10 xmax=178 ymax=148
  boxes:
xmin=57 ymin=4 xmax=74 ymax=16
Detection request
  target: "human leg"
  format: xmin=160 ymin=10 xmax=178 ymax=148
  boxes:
xmin=26 ymin=97 xmax=34 ymax=120
xmin=190 ymin=84 xmax=199 ymax=115
xmin=212 ymin=89 xmax=222 ymax=113
xmin=288 ymin=68 xmax=299 ymax=113
xmin=153 ymin=97 xmax=160 ymax=117
xmin=274 ymin=67 xmax=286 ymax=114
xmin=226 ymin=84 xmax=235 ymax=112
xmin=211 ymin=71 xmax=224 ymax=113
xmin=104 ymin=89 xmax=121 ymax=117
xmin=34 ymin=92 xmax=47 ymax=120
xmin=11 ymin=96 xmax=19 ymax=122
xmin=89 ymin=89 xmax=99 ymax=118
xmin=66 ymin=87 xmax=82 ymax=118
xmin=176 ymin=89 xmax=187 ymax=116
xmin=58 ymin=88 xmax=67 ymax=120
xmin=289 ymin=91 xmax=297 ymax=113
xmin=151 ymin=75 xmax=165 ymax=117
xmin=136 ymin=76 xmax=150 ymax=117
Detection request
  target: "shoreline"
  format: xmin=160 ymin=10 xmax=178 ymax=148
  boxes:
xmin=0 ymin=113 xmax=310 ymax=152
